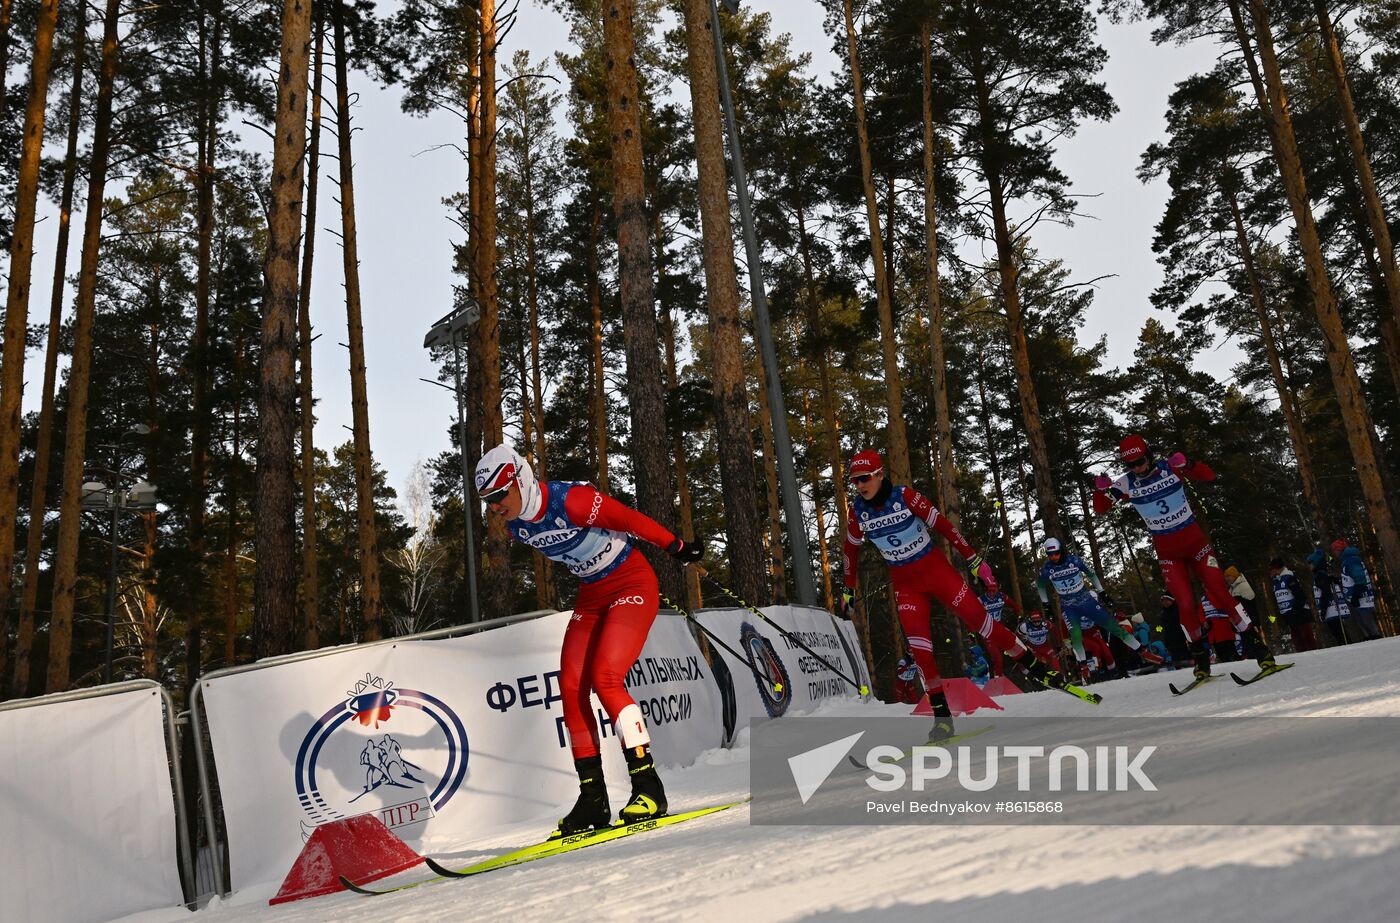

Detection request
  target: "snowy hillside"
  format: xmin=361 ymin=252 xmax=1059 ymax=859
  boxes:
xmin=132 ymin=639 xmax=1400 ymax=923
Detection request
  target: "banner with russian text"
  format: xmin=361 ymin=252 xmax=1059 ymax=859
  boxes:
xmin=693 ymin=605 xmax=869 ymax=726
xmin=202 ymin=612 xmax=723 ymax=892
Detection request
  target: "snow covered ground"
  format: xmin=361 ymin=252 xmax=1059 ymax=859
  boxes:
xmin=128 ymin=638 xmax=1400 ymax=923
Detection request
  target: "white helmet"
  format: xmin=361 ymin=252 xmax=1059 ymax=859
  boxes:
xmin=473 ymin=444 xmax=543 ymax=519
xmin=1043 ymin=537 xmax=1063 ymax=558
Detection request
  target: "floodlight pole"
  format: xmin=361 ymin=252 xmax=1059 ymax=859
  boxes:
xmin=708 ymin=0 xmax=816 ymax=605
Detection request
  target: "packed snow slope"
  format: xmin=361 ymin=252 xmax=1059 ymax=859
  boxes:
xmin=142 ymin=638 xmax=1400 ymax=923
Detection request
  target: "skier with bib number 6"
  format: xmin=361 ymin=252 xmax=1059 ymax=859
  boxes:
xmin=839 ymin=450 xmax=1081 ymax=742
xmin=474 ymin=444 xmax=704 ymax=836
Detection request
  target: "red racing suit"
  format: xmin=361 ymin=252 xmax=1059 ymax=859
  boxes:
xmin=843 ymin=484 xmax=1031 ymax=697
xmin=508 ymin=480 xmax=676 ymax=759
xmin=1093 ymin=456 xmax=1248 ymax=643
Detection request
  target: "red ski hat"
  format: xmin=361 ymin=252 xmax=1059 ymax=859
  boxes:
xmin=1118 ymin=434 xmax=1149 ymax=464
xmin=848 ymin=450 xmax=884 ymax=480
xmin=1330 ymin=539 xmax=1347 ymax=555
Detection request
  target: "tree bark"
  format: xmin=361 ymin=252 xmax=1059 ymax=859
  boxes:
xmin=840 ymin=0 xmax=910 ymax=484
xmin=46 ymin=0 xmax=122 ymax=692
xmin=12 ymin=6 xmax=85 ymax=697
xmin=679 ymin=0 xmax=766 ymax=605
xmin=331 ymin=2 xmax=385 ymax=639
xmin=659 ymin=283 xmax=701 ymax=610
xmin=973 ymin=349 xmax=1022 ymax=609
xmin=795 ymin=202 xmax=848 ymax=542
xmin=970 ymin=56 xmax=1062 ymax=541
xmin=225 ymin=333 xmax=246 ymax=665
xmin=299 ymin=12 xmax=325 ymax=649
xmin=0 ymin=0 xmax=61 ymax=659
xmin=1314 ymin=0 xmax=1400 ymax=346
xmin=600 ymin=0 xmax=680 ymax=598
xmin=0 ymin=0 xmax=15 ymax=112
xmin=921 ymin=21 xmax=960 ymax=524
xmin=521 ymin=84 xmax=552 ymax=607
xmin=1225 ymin=185 xmax=1328 ymax=540
xmin=1233 ymin=0 xmax=1400 ymax=592
xmin=254 ymin=0 xmax=314 ymax=660
xmin=801 ymin=391 xmax=835 ymax=610
xmin=587 ymin=202 xmax=610 ymax=490
xmin=754 ymin=349 xmax=787 ymax=604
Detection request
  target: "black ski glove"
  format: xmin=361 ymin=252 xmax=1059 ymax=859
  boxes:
xmin=667 ymin=537 xmax=704 ymax=565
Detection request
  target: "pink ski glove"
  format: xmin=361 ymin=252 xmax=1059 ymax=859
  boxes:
xmin=1094 ymin=474 xmax=1112 ymax=491
xmin=969 ymin=554 xmax=996 ymax=591
xmin=1167 ymin=451 xmax=1187 ymax=470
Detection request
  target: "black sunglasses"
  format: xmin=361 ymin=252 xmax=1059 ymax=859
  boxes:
xmin=481 ymin=487 xmax=511 ymax=506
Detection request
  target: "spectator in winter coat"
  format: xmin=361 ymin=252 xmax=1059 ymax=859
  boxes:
xmin=1270 ymin=558 xmax=1316 ymax=652
xmin=1333 ymin=540 xmax=1383 ymax=641
xmin=1224 ymin=566 xmax=1260 ymax=625
xmin=893 ymin=653 xmax=922 ymax=705
xmin=1159 ymin=592 xmax=1191 ymax=665
xmin=1308 ymin=548 xmax=1352 ymax=646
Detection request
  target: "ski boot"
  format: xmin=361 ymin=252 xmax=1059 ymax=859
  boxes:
xmin=557 ymin=755 xmax=611 ymax=837
xmin=1240 ymin=624 xmax=1276 ymax=670
xmin=927 ymin=690 xmax=956 ymax=743
xmin=619 ymin=744 xmax=668 ymax=824
xmin=1190 ymin=638 xmax=1213 ymax=682
xmin=1014 ymin=649 xmax=1070 ymax=690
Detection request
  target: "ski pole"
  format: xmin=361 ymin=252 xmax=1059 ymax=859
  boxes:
xmin=693 ymin=566 xmax=870 ymax=695
xmin=659 ymin=591 xmax=784 ymax=694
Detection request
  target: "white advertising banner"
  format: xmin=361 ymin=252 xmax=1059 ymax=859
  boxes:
xmin=202 ymin=611 xmax=724 ymax=892
xmin=0 ymin=684 xmax=184 ymax=923
xmin=695 ymin=605 xmax=869 ymax=724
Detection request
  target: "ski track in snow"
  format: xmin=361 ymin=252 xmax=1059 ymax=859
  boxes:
xmin=118 ymin=638 xmax=1400 ymax=923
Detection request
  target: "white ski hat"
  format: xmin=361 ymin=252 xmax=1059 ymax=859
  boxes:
xmin=473 ymin=444 xmax=543 ymax=520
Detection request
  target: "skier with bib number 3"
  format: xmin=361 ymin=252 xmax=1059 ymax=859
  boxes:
xmin=1092 ymin=435 xmax=1278 ymax=684
xmin=474 ymin=444 xmax=704 ymax=837
xmin=839 ymin=450 xmax=1083 ymax=743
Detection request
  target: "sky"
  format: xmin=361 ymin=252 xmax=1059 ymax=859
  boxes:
xmin=18 ymin=0 xmax=1233 ymax=503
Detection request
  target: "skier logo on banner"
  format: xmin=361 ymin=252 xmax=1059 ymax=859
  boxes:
xmin=293 ymin=674 xmax=469 ymax=841
xmin=740 ymin=622 xmax=792 ymax=718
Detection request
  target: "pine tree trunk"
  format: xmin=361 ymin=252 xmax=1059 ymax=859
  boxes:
xmin=973 ymin=348 xmax=1021 ymax=608
xmin=0 ymin=0 xmax=15 ymax=110
xmin=187 ymin=1 xmax=223 ymax=693
xmin=225 ymin=334 xmax=245 ymax=665
xmin=476 ymin=0 xmax=511 ymax=618
xmin=659 ymin=286 xmax=701 ymax=609
xmin=1233 ymin=0 xmax=1400 ymax=592
xmin=299 ymin=13 xmax=325 ymax=649
xmin=12 ymin=6 xmax=85 ymax=698
xmin=1314 ymin=1 xmax=1400 ymax=342
xmin=601 ymin=0 xmax=680 ymax=598
xmin=754 ymin=349 xmax=787 ymax=604
xmin=587 ymin=202 xmax=610 ymax=490
xmin=680 ymin=0 xmax=766 ymax=606
xmin=795 ymin=203 xmax=848 ymax=543
xmin=840 ymin=0 xmax=910 ymax=483
xmin=46 ymin=0 xmax=122 ymax=692
xmin=522 ymin=102 xmax=552 ymax=607
xmin=254 ymin=0 xmax=313 ymax=660
xmin=800 ymin=392 xmax=835 ymax=610
xmin=332 ymin=2 xmax=384 ymax=639
xmin=967 ymin=48 xmax=1062 ymax=541
xmin=921 ymin=22 xmax=960 ymax=523
xmin=1225 ymin=186 xmax=1328 ymax=540
xmin=0 ymin=0 xmax=61 ymax=657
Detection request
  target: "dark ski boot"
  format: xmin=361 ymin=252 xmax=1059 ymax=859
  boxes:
xmin=927 ymin=690 xmax=956 ymax=743
xmin=1190 ymin=638 xmax=1213 ymax=682
xmin=557 ymin=755 xmax=611 ymax=836
xmin=1240 ymin=624 xmax=1276 ymax=670
xmin=619 ymin=744 xmax=668 ymax=824
xmin=1014 ymin=649 xmax=1070 ymax=690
